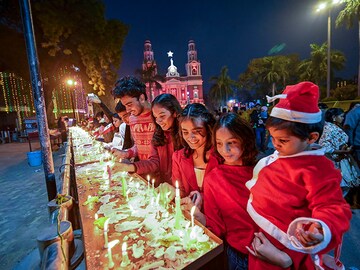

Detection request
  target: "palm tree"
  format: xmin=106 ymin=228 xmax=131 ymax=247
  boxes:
xmin=298 ymin=43 xmax=345 ymax=93
xmin=336 ymin=0 xmax=360 ymax=96
xmin=209 ymin=66 xmax=237 ymax=109
xmin=136 ymin=61 xmax=165 ymax=101
xmin=263 ymin=55 xmax=291 ymax=96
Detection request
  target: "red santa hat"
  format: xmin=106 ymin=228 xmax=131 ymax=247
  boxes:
xmin=266 ymin=81 xmax=322 ymax=124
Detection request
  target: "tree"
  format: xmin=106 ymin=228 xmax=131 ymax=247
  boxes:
xmin=0 ymin=0 xmax=128 ymax=124
xmin=263 ymin=55 xmax=291 ymax=96
xmin=136 ymin=61 xmax=165 ymax=101
xmin=209 ymin=66 xmax=237 ymax=109
xmin=238 ymin=55 xmax=300 ymax=99
xmin=336 ymin=0 xmax=360 ymax=96
xmin=298 ymin=43 xmax=345 ymax=96
xmin=332 ymin=84 xmax=358 ymax=100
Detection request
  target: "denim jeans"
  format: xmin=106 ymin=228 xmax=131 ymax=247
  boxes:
xmin=255 ymin=126 xmax=266 ymax=150
xmin=226 ymin=245 xmax=248 ymax=270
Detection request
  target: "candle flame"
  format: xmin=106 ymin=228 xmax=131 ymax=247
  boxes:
xmin=95 ymin=213 xmax=98 ymax=220
xmin=147 ymin=175 xmax=150 ymax=181
xmin=152 ymin=179 xmax=155 ymax=184
xmin=176 ymin=180 xmax=179 ymax=189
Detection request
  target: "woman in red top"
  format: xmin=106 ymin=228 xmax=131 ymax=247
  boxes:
xmin=172 ymin=103 xmax=218 ymax=209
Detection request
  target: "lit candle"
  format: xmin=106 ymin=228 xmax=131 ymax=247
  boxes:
xmin=175 ymin=181 xmax=180 ymax=198
xmin=104 ymin=218 xmax=109 ymax=248
xmin=156 ymin=193 xmax=160 ymax=206
xmin=107 ymin=239 xmax=119 ymax=269
xmin=95 ymin=213 xmax=98 ymax=220
xmin=152 ymin=179 xmax=155 ymax=190
xmin=121 ymin=172 xmax=127 ymax=198
xmin=174 ymin=180 xmax=182 ymax=229
xmin=120 ymin=242 xmax=130 ymax=267
xmin=147 ymin=175 xmax=150 ymax=190
xmin=190 ymin=206 xmax=196 ymax=228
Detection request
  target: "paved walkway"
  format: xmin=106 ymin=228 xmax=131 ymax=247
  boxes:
xmin=0 ymin=141 xmax=359 ymax=269
xmin=0 ymin=141 xmax=65 ymax=270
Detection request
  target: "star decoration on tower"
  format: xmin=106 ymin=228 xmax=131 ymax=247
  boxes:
xmin=167 ymin=51 xmax=173 ymax=57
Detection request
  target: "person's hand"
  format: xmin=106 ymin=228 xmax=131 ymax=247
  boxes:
xmin=156 ymin=183 xmax=176 ymax=202
xmin=295 ymin=221 xmax=324 ymax=247
xmin=180 ymin=192 xmax=203 ymax=211
xmin=88 ymin=93 xmax=102 ymax=104
xmin=111 ymin=148 xmax=129 ymax=159
xmin=189 ymin=191 xmax=202 ymax=209
xmin=180 ymin=196 xmax=193 ymax=212
xmin=246 ymin=232 xmax=292 ymax=268
xmin=112 ymin=161 xmax=135 ymax=173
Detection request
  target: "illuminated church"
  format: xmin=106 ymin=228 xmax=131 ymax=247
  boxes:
xmin=142 ymin=40 xmax=204 ymax=106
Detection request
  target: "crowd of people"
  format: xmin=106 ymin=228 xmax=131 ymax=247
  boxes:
xmin=60 ymin=77 xmax=356 ymax=270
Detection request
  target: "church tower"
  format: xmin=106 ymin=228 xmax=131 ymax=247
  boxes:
xmin=185 ymin=40 xmax=203 ymax=103
xmin=142 ymin=40 xmax=158 ymax=100
xmin=185 ymin=40 xmax=201 ymax=76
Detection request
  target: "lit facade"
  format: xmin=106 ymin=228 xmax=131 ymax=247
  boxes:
xmin=142 ymin=40 xmax=204 ymax=106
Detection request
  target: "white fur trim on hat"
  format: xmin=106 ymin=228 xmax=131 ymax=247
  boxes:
xmin=271 ymin=106 xmax=322 ymax=124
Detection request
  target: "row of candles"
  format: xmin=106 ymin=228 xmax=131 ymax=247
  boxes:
xmin=102 ymin=218 xmax=130 ymax=268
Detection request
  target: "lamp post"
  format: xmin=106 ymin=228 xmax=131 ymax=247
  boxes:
xmin=316 ymin=0 xmax=342 ymax=98
xmin=66 ymin=79 xmax=77 ymax=121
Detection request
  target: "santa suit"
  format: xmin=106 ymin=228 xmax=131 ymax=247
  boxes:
xmin=246 ymin=148 xmax=352 ymax=270
xmin=204 ymin=164 xmax=256 ymax=255
xmin=172 ymin=148 xmax=219 ymax=197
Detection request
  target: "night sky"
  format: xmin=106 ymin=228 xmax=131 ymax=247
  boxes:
xmin=104 ymin=0 xmax=357 ymax=92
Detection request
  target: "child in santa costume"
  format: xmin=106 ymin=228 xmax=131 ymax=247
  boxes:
xmin=246 ymin=82 xmax=352 ymax=270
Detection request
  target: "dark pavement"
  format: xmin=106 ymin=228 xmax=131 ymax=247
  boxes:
xmin=0 ymin=141 xmax=65 ymax=270
xmin=0 ymin=142 xmax=359 ymax=269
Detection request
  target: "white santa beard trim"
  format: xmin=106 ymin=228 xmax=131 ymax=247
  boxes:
xmin=246 ymin=152 xmax=279 ymax=190
xmin=247 ymin=199 xmax=331 ymax=254
xmin=271 ymin=107 xmax=322 ymax=124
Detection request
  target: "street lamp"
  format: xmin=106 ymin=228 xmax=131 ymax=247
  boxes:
xmin=316 ymin=0 xmax=342 ymax=98
xmin=66 ymin=79 xmax=77 ymax=121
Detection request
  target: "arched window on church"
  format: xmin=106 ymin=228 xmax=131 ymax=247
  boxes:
xmin=192 ymin=66 xmax=197 ymax=75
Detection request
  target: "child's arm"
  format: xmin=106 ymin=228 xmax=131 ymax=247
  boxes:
xmin=295 ymin=221 xmax=324 ymax=247
xmin=246 ymin=232 xmax=292 ymax=268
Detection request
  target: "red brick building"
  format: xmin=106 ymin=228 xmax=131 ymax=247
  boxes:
xmin=142 ymin=40 xmax=204 ymax=106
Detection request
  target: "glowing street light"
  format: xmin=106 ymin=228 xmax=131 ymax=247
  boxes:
xmin=66 ymin=79 xmax=77 ymax=121
xmin=316 ymin=0 xmax=343 ymax=98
